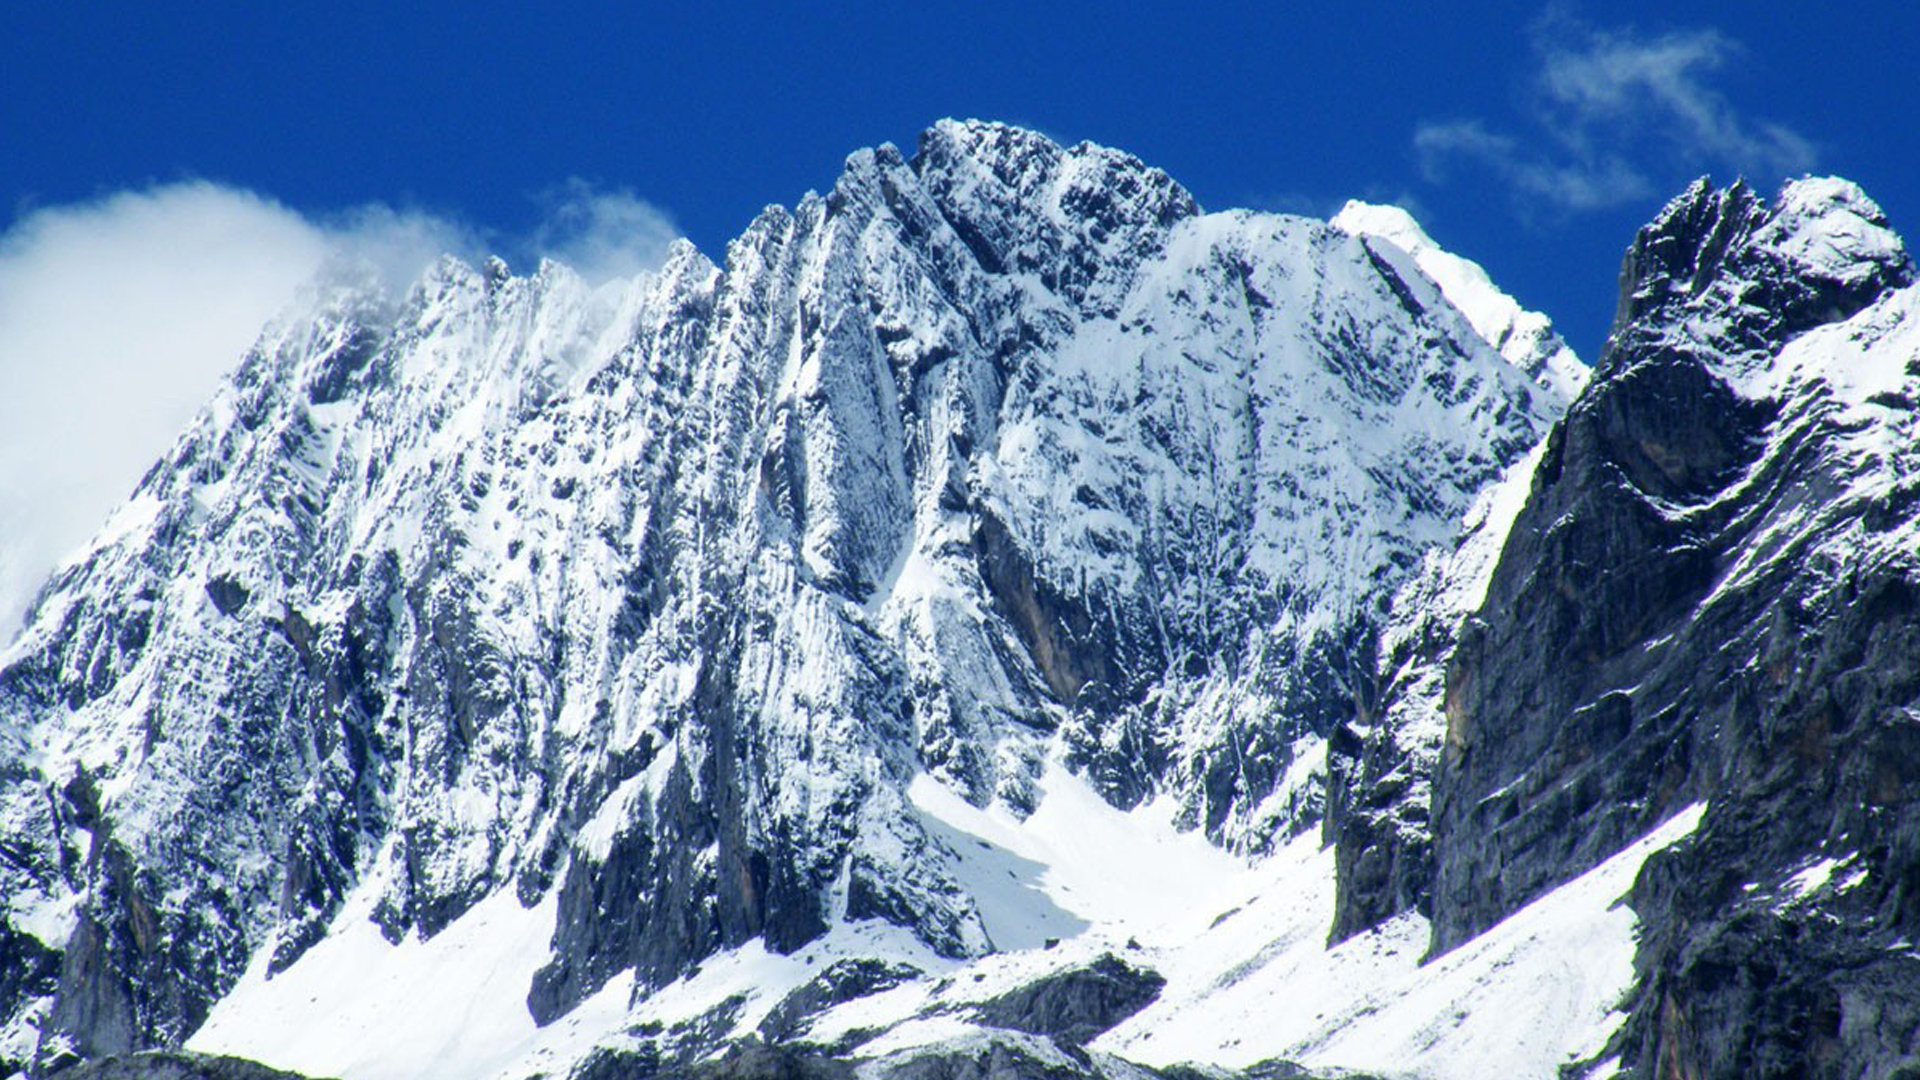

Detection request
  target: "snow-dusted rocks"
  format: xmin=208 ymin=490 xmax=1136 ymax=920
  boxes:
xmin=14 ymin=127 xmax=1920 ymax=1080
xmin=9 ymin=122 xmax=1920 ymax=1080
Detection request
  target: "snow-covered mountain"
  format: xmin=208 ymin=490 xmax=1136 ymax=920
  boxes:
xmin=9 ymin=121 xmax=1916 ymax=1080
xmin=1330 ymin=173 xmax=1920 ymax=1079
xmin=0 ymin=120 xmax=1571 ymax=1079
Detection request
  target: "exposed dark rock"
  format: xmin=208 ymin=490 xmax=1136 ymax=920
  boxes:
xmin=1427 ymin=349 xmax=1765 ymax=952
xmin=1612 ymin=811 xmax=1920 ymax=1080
xmin=650 ymin=1041 xmax=855 ymax=1080
xmin=1421 ymin=177 xmax=1920 ymax=1078
xmin=868 ymin=1039 xmax=1094 ymax=1080
xmin=1323 ymin=672 xmax=1434 ymax=944
xmin=567 ymin=1043 xmax=665 ymax=1080
xmin=41 ymin=830 xmax=247 ymax=1071
xmin=1431 ymin=177 xmax=1913 ymax=953
xmin=530 ymin=817 xmax=659 ymax=1024
xmin=969 ymin=954 xmax=1166 ymax=1045
xmin=866 ymin=1040 xmax=1365 ymax=1080
xmin=971 ymin=509 xmax=1121 ymax=709
xmin=202 ymin=577 xmax=249 ymax=618
xmin=757 ymin=959 xmax=923 ymax=1043
xmin=57 ymin=1050 xmax=332 ymax=1080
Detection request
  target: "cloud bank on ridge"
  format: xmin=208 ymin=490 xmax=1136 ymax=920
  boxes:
xmin=0 ymin=179 xmax=680 ymax=640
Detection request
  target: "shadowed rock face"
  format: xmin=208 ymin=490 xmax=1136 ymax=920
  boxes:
xmin=969 ymin=953 xmax=1166 ymax=1046
xmin=1423 ymin=176 xmax=1920 ymax=1077
xmin=1429 ymin=347 xmax=1773 ymax=952
xmin=1322 ymin=603 xmax=1444 ymax=944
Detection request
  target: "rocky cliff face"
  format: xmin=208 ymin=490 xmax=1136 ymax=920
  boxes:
xmin=0 ymin=121 xmax=1563 ymax=1077
xmin=1422 ymin=177 xmax=1920 ymax=1078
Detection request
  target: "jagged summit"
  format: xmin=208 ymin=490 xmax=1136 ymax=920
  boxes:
xmin=0 ymin=120 xmax=1564 ymax=1078
xmin=1608 ymin=174 xmax=1913 ymax=372
xmin=1432 ymin=173 xmax=1918 ymax=949
xmin=912 ymin=118 xmax=1199 ymax=228
xmin=1415 ymin=174 xmax=1920 ymax=1075
xmin=1333 ymin=199 xmax=1589 ymax=401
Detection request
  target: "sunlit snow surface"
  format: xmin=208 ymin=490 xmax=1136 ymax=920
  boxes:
xmin=1332 ymin=200 xmax=1587 ymax=402
xmin=190 ymin=764 xmax=1703 ymax=1080
xmin=1104 ymin=800 xmax=1704 ymax=1078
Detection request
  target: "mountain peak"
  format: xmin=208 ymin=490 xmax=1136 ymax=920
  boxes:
xmin=1607 ymin=175 xmax=1914 ymax=375
xmin=922 ymin=117 xmax=1065 ymax=157
xmin=1330 ymin=199 xmax=1430 ymax=251
xmin=1608 ymin=176 xmax=1764 ymax=339
xmin=1333 ymin=200 xmax=1587 ymax=402
xmin=912 ymin=118 xmax=1199 ymax=228
xmin=1762 ymin=174 xmax=1910 ymax=289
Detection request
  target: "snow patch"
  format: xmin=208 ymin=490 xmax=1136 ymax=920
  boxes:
xmin=1101 ymin=801 xmax=1707 ymax=1080
xmin=189 ymin=891 xmax=565 ymax=1080
xmin=909 ymin=764 xmax=1252 ymax=941
xmin=7 ymin=891 xmax=76 ymax=951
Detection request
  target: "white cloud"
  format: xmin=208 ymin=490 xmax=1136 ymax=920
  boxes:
xmin=0 ymin=183 xmax=465 ymax=638
xmin=1416 ymin=119 xmax=1653 ymax=211
xmin=0 ymin=177 xmax=685 ymax=641
xmin=525 ymin=179 xmax=682 ymax=284
xmin=1416 ymin=16 xmax=1816 ymax=215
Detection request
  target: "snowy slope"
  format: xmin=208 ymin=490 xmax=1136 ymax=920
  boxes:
xmin=1101 ymin=800 xmax=1705 ymax=1079
xmin=184 ymin=761 xmax=1707 ymax=1080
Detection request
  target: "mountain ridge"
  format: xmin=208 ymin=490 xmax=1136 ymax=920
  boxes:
xmin=7 ymin=123 xmax=1914 ymax=1080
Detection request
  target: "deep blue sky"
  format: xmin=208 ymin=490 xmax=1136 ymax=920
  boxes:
xmin=6 ymin=2 xmax=1918 ymax=360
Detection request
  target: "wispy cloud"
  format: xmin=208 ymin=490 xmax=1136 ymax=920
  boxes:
xmin=0 ymin=183 xmax=461 ymax=637
xmin=1417 ymin=14 xmax=1816 ymax=215
xmin=0 ymin=180 xmax=684 ymax=640
xmin=524 ymin=179 xmax=682 ymax=284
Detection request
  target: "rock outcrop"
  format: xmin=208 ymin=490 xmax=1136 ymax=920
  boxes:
xmin=1427 ymin=176 xmax=1920 ymax=1077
